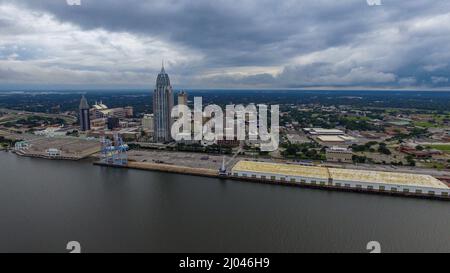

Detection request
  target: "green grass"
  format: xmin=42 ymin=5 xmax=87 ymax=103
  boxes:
xmin=345 ymin=116 xmax=370 ymax=121
xmin=428 ymin=145 xmax=450 ymax=152
xmin=413 ymin=121 xmax=438 ymax=128
xmin=422 ymin=162 xmax=446 ymax=170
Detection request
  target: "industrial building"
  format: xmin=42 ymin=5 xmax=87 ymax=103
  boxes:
xmin=304 ymin=127 xmax=357 ymax=146
xmin=231 ymin=161 xmax=450 ymax=198
xmin=317 ymin=135 xmax=346 ymax=143
xmin=304 ymin=128 xmax=345 ymax=135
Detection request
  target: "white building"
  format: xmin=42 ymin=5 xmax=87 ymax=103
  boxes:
xmin=90 ymin=102 xmax=133 ymax=120
xmin=46 ymin=148 xmax=61 ymax=157
xmin=305 ymin=128 xmax=345 ymax=135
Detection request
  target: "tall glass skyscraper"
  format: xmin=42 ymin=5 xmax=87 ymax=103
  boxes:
xmin=153 ymin=64 xmax=174 ymax=143
xmin=79 ymin=95 xmax=91 ymax=131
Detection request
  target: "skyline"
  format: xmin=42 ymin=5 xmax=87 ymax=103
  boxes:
xmin=1 ymin=0 xmax=450 ymax=90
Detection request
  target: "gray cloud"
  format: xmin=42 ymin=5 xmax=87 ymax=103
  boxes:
xmin=1 ymin=0 xmax=450 ymax=89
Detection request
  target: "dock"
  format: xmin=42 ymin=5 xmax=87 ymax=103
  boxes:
xmin=94 ymin=161 xmax=219 ymax=178
xmin=94 ymin=160 xmax=450 ymax=201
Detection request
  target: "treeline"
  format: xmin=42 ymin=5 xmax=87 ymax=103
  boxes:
xmin=3 ymin=116 xmax=65 ymax=128
xmin=350 ymin=142 xmax=391 ymax=155
xmin=281 ymin=142 xmax=326 ymax=161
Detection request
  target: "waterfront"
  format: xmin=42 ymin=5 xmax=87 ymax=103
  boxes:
xmin=0 ymin=152 xmax=449 ymax=253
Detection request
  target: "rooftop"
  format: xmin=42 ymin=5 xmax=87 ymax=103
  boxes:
xmin=232 ymin=161 xmax=449 ymax=190
xmin=328 ymin=168 xmax=448 ymax=189
xmin=317 ymin=135 xmax=346 ymax=142
xmin=307 ymin=128 xmax=345 ymax=135
xmin=232 ymin=161 xmax=330 ymax=179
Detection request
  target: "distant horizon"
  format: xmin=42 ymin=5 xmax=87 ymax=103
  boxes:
xmin=2 ymin=87 xmax=450 ymax=93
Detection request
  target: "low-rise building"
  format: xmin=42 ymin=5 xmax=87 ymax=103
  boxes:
xmin=46 ymin=148 xmax=61 ymax=157
xmin=326 ymin=147 xmax=353 ymax=163
xmin=142 ymin=114 xmax=154 ymax=132
xmin=398 ymin=145 xmax=443 ymax=158
xmin=90 ymin=102 xmax=133 ymax=119
xmin=90 ymin=118 xmax=106 ymax=130
xmin=304 ymin=128 xmax=345 ymax=135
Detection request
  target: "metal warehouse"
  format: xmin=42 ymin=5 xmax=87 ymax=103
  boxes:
xmin=231 ymin=161 xmax=450 ymax=198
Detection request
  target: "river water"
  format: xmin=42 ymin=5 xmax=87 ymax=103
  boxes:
xmin=0 ymin=152 xmax=449 ymax=253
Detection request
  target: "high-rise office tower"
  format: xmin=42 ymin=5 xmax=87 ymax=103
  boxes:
xmin=79 ymin=95 xmax=91 ymax=131
xmin=153 ymin=63 xmax=174 ymax=142
xmin=178 ymin=91 xmax=188 ymax=106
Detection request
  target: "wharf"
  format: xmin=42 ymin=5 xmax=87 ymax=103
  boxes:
xmin=94 ymin=161 xmax=219 ymax=178
xmin=94 ymin=161 xmax=450 ymax=201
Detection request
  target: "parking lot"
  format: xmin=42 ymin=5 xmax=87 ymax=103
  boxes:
xmin=128 ymin=150 xmax=239 ymax=170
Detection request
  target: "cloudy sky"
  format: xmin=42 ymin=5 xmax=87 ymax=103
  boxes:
xmin=0 ymin=0 xmax=450 ymax=90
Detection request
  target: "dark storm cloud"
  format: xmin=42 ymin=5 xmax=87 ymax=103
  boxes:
xmin=1 ymin=0 xmax=391 ymax=65
xmin=1 ymin=0 xmax=450 ymax=88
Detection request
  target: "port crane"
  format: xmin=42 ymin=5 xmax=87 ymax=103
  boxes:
xmin=219 ymin=146 xmax=243 ymax=176
xmin=100 ymin=133 xmax=129 ymax=166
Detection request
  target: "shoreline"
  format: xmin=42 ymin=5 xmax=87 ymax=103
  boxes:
xmin=4 ymin=149 xmax=449 ymax=201
xmin=94 ymin=161 xmax=219 ymax=178
xmin=94 ymin=161 xmax=450 ymax=201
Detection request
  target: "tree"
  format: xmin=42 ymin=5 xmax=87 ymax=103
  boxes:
xmin=406 ymin=155 xmax=416 ymax=166
xmin=378 ymin=145 xmax=391 ymax=155
xmin=352 ymin=155 xmax=367 ymax=163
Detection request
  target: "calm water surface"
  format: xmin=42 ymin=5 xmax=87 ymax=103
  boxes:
xmin=0 ymin=152 xmax=449 ymax=253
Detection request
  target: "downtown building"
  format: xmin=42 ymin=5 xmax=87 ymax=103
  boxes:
xmin=153 ymin=64 xmax=174 ymax=143
xmin=79 ymin=95 xmax=91 ymax=131
xmin=90 ymin=102 xmax=133 ymax=120
xmin=178 ymin=90 xmax=188 ymax=106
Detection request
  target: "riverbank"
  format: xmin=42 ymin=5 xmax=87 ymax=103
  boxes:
xmin=94 ymin=160 xmax=450 ymax=201
xmin=94 ymin=161 xmax=219 ymax=178
xmin=14 ymin=150 xmax=87 ymax=161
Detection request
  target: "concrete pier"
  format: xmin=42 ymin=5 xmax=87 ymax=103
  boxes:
xmin=94 ymin=161 xmax=219 ymax=178
xmin=94 ymin=161 xmax=450 ymax=201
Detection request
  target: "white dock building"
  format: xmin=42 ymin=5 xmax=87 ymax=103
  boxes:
xmin=231 ymin=161 xmax=450 ymax=198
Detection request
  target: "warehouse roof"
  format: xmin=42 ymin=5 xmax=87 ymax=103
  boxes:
xmin=232 ymin=161 xmax=330 ymax=179
xmin=309 ymin=128 xmax=345 ymax=135
xmin=317 ymin=135 xmax=345 ymax=142
xmin=232 ymin=161 xmax=449 ymax=190
xmin=328 ymin=168 xmax=448 ymax=189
